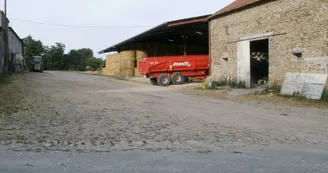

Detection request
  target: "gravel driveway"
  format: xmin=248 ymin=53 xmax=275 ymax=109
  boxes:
xmin=0 ymin=71 xmax=327 ymax=152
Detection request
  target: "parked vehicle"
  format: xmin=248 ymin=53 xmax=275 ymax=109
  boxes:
xmin=31 ymin=56 xmax=44 ymax=72
xmin=138 ymin=55 xmax=209 ymax=86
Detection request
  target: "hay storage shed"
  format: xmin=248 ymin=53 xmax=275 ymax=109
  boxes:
xmin=99 ymin=15 xmax=210 ymax=77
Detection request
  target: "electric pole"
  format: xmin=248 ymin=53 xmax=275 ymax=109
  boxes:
xmin=4 ymin=0 xmax=6 ymax=15
xmin=3 ymin=0 xmax=10 ymax=73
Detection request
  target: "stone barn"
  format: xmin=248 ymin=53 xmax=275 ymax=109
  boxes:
xmin=208 ymin=0 xmax=328 ymax=88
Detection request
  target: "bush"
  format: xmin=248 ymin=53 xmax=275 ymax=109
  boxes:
xmin=217 ymin=81 xmax=246 ymax=88
xmin=321 ymin=89 xmax=328 ymax=102
xmin=229 ymin=81 xmax=246 ymax=88
xmin=264 ymin=83 xmax=281 ymax=94
xmin=86 ymin=57 xmax=104 ymax=71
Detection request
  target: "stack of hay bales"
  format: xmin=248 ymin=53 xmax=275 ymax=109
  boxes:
xmin=111 ymin=53 xmax=122 ymax=76
xmin=101 ymin=53 xmax=125 ymax=76
xmin=101 ymin=67 xmax=110 ymax=76
xmin=119 ymin=50 xmax=136 ymax=77
xmin=135 ymin=50 xmax=148 ymax=77
xmin=101 ymin=49 xmax=149 ymax=77
xmin=102 ymin=53 xmax=121 ymax=76
xmin=101 ymin=54 xmax=114 ymax=76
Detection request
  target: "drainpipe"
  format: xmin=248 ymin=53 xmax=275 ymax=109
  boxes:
xmin=208 ymin=22 xmax=211 ymax=76
xmin=3 ymin=11 xmax=9 ymax=73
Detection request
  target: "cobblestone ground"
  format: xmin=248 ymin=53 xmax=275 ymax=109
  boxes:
xmin=0 ymin=71 xmax=327 ymax=152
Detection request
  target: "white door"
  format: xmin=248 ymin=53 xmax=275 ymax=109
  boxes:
xmin=237 ymin=41 xmax=251 ymax=88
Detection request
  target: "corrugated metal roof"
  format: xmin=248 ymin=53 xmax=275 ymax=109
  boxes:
xmin=209 ymin=0 xmax=275 ymax=20
xmin=99 ymin=15 xmax=210 ymax=54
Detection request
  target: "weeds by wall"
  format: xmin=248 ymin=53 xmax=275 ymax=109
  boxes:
xmin=202 ymin=78 xmax=246 ymax=89
xmin=0 ymin=75 xmax=11 ymax=85
xmin=263 ymin=84 xmax=328 ymax=102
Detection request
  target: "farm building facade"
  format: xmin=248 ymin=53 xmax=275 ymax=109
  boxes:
xmin=8 ymin=27 xmax=25 ymax=72
xmin=0 ymin=10 xmax=24 ymax=74
xmin=100 ymin=0 xmax=328 ymax=88
xmin=99 ymin=15 xmax=209 ymax=77
xmin=208 ymin=0 xmax=328 ymax=87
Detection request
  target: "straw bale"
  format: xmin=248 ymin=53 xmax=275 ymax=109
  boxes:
xmin=136 ymin=50 xmax=148 ymax=60
xmin=120 ymin=50 xmax=136 ymax=60
xmin=135 ymin=68 xmax=143 ymax=77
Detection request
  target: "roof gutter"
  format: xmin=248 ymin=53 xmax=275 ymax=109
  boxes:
xmin=208 ymin=0 xmax=276 ymax=21
xmin=98 ymin=22 xmax=167 ymax=54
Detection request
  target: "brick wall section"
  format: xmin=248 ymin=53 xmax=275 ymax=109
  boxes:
xmin=210 ymin=0 xmax=328 ymax=87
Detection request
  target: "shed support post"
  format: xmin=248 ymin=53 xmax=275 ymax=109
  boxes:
xmin=183 ymin=37 xmax=187 ymax=56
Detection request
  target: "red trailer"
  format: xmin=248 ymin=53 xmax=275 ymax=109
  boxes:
xmin=138 ymin=55 xmax=209 ymax=86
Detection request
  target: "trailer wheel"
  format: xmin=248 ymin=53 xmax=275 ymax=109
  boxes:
xmin=171 ymin=72 xmax=185 ymax=85
xmin=150 ymin=78 xmax=158 ymax=85
xmin=157 ymin=74 xmax=171 ymax=86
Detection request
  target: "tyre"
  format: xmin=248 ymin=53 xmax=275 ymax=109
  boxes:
xmin=150 ymin=78 xmax=158 ymax=85
xmin=157 ymin=74 xmax=171 ymax=86
xmin=171 ymin=72 xmax=185 ymax=85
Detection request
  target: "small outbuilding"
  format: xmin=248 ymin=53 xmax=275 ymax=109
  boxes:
xmin=8 ymin=27 xmax=25 ymax=72
xmin=208 ymin=0 xmax=328 ymax=87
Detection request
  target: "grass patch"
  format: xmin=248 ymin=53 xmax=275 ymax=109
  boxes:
xmin=263 ymin=84 xmax=281 ymax=94
xmin=217 ymin=81 xmax=247 ymax=88
xmin=230 ymin=81 xmax=247 ymax=88
xmin=253 ymin=84 xmax=328 ymax=103
xmin=277 ymin=93 xmax=308 ymax=101
xmin=0 ymin=75 xmax=11 ymax=85
xmin=201 ymin=79 xmax=247 ymax=90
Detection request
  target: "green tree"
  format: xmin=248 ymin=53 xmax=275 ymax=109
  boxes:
xmin=23 ymin=35 xmax=45 ymax=66
xmin=23 ymin=35 xmax=96 ymax=71
xmin=65 ymin=48 xmax=94 ymax=71
xmin=102 ymin=59 xmax=106 ymax=68
xmin=66 ymin=50 xmax=85 ymax=71
xmin=42 ymin=45 xmax=50 ymax=70
xmin=44 ymin=43 xmax=66 ymax=70
xmin=77 ymin=48 xmax=93 ymax=58
xmin=86 ymin=57 xmax=104 ymax=71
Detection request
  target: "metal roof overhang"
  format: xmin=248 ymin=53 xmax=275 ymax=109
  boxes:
xmin=99 ymin=15 xmax=211 ymax=54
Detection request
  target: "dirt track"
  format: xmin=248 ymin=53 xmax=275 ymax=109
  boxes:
xmin=0 ymin=71 xmax=327 ymax=152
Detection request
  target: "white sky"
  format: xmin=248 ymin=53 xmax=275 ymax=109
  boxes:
xmin=1 ymin=0 xmax=234 ymax=58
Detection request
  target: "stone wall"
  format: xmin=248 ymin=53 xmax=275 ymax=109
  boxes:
xmin=8 ymin=28 xmax=23 ymax=55
xmin=210 ymin=0 xmax=328 ymax=87
xmin=0 ymin=11 xmax=9 ymax=74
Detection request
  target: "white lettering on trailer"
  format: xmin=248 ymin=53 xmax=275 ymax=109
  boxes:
xmin=173 ymin=62 xmax=191 ymax=67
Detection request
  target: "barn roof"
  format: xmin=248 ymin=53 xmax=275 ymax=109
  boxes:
xmin=208 ymin=0 xmax=276 ymax=20
xmin=99 ymin=15 xmax=210 ymax=54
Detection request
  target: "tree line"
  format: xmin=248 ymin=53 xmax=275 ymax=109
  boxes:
xmin=23 ymin=35 xmax=105 ymax=71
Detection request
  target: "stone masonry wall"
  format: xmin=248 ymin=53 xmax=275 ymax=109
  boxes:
xmin=210 ymin=0 xmax=328 ymax=87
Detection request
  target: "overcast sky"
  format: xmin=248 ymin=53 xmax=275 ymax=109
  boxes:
xmin=2 ymin=0 xmax=234 ymax=58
